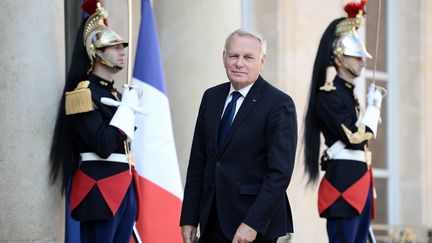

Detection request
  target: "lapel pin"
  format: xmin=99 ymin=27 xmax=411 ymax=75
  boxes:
xmin=252 ymin=99 xmax=257 ymax=102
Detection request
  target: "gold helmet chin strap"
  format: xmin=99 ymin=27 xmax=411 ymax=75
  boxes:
xmin=336 ymin=54 xmax=361 ymax=78
xmin=96 ymin=52 xmax=124 ymax=71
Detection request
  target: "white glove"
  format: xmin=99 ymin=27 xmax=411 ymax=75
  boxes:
xmin=108 ymin=85 xmax=140 ymax=140
xmin=101 ymin=85 xmax=149 ymax=115
xmin=367 ymin=83 xmax=383 ymax=109
xmin=361 ymin=84 xmax=382 ymax=137
xmin=122 ymin=85 xmax=140 ymax=109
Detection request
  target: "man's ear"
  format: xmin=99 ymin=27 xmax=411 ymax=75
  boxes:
xmin=95 ymin=49 xmax=103 ymax=56
xmin=223 ymin=50 xmax=227 ymax=67
xmin=333 ymin=55 xmax=343 ymax=68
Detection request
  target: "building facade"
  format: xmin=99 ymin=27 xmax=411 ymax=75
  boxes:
xmin=0 ymin=0 xmax=431 ymax=242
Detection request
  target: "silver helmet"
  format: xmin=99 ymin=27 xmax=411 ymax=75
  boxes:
xmin=333 ymin=11 xmax=372 ymax=59
xmin=83 ymin=2 xmax=128 ymax=72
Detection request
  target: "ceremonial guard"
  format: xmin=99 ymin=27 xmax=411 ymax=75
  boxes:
xmin=49 ymin=1 xmax=144 ymax=242
xmin=303 ymin=1 xmax=385 ymax=242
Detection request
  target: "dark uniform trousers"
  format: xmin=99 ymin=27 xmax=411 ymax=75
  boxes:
xmin=80 ymin=183 xmax=137 ymax=243
xmin=199 ymin=199 xmax=278 ymax=243
xmin=326 ymin=187 xmax=373 ymax=243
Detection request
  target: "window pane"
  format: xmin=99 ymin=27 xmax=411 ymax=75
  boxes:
xmin=373 ymin=178 xmax=388 ymax=224
xmin=366 ymin=79 xmax=388 ymax=169
xmin=366 ymin=0 xmax=387 ymax=72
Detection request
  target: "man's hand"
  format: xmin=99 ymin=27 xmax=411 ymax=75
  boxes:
xmin=232 ymin=223 xmax=257 ymax=243
xmin=366 ymin=83 xmax=383 ymax=109
xmin=181 ymin=225 xmax=198 ymax=243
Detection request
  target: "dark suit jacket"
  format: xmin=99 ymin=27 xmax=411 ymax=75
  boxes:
xmin=180 ymin=76 xmax=297 ymax=240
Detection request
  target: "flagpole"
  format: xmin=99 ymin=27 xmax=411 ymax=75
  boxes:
xmin=372 ymin=0 xmax=382 ymax=86
xmin=127 ymin=2 xmax=142 ymax=241
xmin=127 ymin=0 xmax=133 ymax=85
xmin=371 ymin=0 xmax=387 ymax=97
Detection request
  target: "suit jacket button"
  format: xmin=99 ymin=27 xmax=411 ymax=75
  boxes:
xmin=216 ymin=161 xmax=221 ymax=166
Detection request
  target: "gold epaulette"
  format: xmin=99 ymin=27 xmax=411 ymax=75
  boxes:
xmin=65 ymin=81 xmax=94 ymax=115
xmin=319 ymin=81 xmax=336 ymax=92
xmin=341 ymin=123 xmax=373 ymax=144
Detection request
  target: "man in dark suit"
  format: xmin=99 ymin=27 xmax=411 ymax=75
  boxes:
xmin=180 ymin=28 xmax=298 ymax=243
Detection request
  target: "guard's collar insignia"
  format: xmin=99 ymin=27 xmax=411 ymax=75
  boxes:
xmin=344 ymin=82 xmax=353 ymax=89
xmin=98 ymin=79 xmax=114 ymax=89
xmin=99 ymin=80 xmax=109 ymax=86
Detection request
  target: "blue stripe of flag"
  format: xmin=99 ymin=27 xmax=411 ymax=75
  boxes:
xmin=65 ymin=175 xmax=80 ymax=243
xmin=133 ymin=0 xmax=167 ymax=94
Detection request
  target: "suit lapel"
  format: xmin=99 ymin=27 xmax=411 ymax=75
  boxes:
xmin=209 ymin=83 xmax=230 ymax=147
xmin=219 ymin=77 xmax=265 ymax=153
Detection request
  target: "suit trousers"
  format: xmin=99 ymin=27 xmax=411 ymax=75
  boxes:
xmin=199 ymin=199 xmax=277 ymax=243
xmin=80 ymin=182 xmax=137 ymax=243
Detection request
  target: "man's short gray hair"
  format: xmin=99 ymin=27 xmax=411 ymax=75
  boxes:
xmin=224 ymin=28 xmax=267 ymax=57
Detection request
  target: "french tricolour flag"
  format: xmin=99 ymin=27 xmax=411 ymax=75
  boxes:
xmin=131 ymin=0 xmax=183 ymax=242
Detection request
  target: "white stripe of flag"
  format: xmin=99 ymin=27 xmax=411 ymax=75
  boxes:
xmin=131 ymin=0 xmax=183 ymax=242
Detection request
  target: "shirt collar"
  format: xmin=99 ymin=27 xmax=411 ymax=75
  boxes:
xmin=228 ymin=81 xmax=255 ymax=98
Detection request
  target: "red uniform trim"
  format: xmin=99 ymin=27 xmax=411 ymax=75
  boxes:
xmin=318 ymin=170 xmax=373 ymax=215
xmin=341 ymin=171 xmax=370 ymax=214
xmin=70 ymin=170 xmax=96 ymax=211
xmin=70 ymin=169 xmax=134 ymax=217
xmin=118 ymin=128 xmax=126 ymax=136
xmin=97 ymin=170 xmax=133 ymax=216
xmin=318 ymin=177 xmax=341 ymax=214
xmin=370 ymin=169 xmax=376 ymax=219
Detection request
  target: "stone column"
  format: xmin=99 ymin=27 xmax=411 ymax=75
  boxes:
xmin=0 ymin=0 xmax=65 ymax=242
xmin=397 ymin=0 xmax=423 ymax=226
xmin=152 ymin=0 xmax=241 ymax=183
xmin=419 ymin=0 xmax=432 ymax=228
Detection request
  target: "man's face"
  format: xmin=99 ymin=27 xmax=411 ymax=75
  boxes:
xmin=337 ymin=55 xmax=366 ymax=79
xmin=223 ymin=35 xmax=265 ymax=90
xmin=99 ymin=44 xmax=127 ymax=69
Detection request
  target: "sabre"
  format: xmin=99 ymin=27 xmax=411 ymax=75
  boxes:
xmin=125 ymin=0 xmax=144 ymax=101
xmin=368 ymin=226 xmax=377 ymax=243
xmin=127 ymin=2 xmax=142 ymax=242
xmin=371 ymin=0 xmax=387 ymax=97
xmin=127 ymin=0 xmax=133 ymax=86
xmin=367 ymin=1 xmax=383 ymax=242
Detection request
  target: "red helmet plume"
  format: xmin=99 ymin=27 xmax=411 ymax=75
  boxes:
xmin=82 ymin=0 xmax=102 ymax=16
xmin=82 ymin=0 xmax=108 ymax=25
xmin=344 ymin=0 xmax=367 ymax=18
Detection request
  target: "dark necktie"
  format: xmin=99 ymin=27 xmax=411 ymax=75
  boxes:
xmin=218 ymin=91 xmax=242 ymax=150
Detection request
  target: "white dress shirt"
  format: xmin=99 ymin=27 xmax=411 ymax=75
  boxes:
xmin=221 ymin=82 xmax=255 ymax=119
